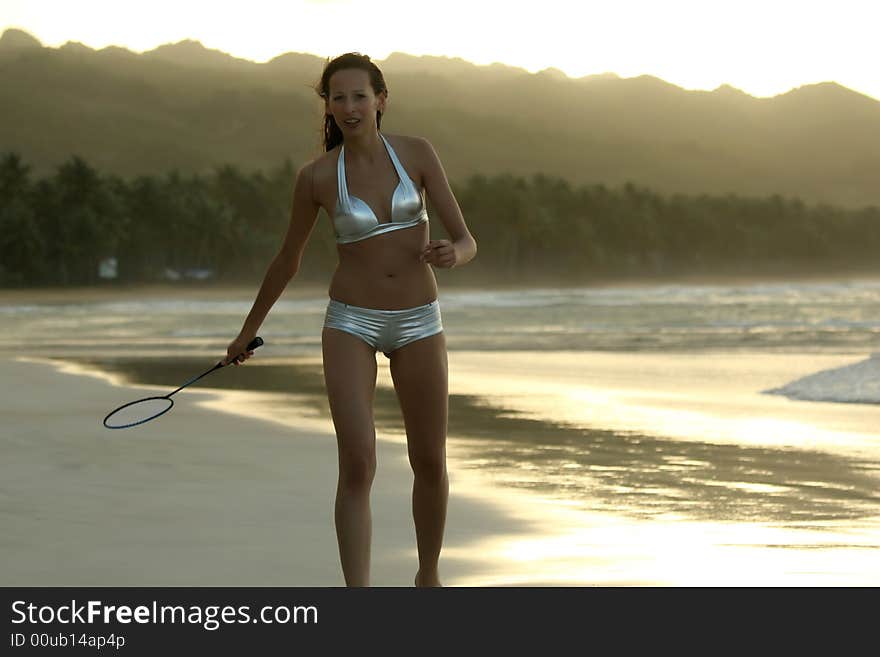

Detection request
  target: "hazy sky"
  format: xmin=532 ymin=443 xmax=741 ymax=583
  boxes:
xmin=2 ymin=0 xmax=878 ymax=101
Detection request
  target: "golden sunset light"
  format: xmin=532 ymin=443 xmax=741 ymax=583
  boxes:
xmin=3 ymin=0 xmax=878 ymax=100
xmin=2 ymin=0 xmax=879 ymax=625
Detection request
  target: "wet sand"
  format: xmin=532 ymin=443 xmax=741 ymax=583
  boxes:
xmin=0 ymin=356 xmax=541 ymax=587
xmin=3 ymin=347 xmax=879 ymax=586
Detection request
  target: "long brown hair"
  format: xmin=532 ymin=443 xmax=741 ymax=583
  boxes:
xmin=314 ymin=52 xmax=388 ymax=152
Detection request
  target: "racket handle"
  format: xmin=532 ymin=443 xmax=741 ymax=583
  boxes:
xmin=219 ymin=336 xmax=264 ymax=368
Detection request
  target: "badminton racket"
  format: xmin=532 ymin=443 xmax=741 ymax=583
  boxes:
xmin=102 ymin=336 xmax=263 ymax=429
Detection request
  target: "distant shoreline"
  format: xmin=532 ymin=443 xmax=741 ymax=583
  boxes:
xmin=3 ymin=266 xmax=880 ymax=305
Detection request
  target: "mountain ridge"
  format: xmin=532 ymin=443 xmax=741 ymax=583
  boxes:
xmin=1 ymin=28 xmax=878 ymax=209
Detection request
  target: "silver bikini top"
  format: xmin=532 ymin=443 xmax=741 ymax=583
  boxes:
xmin=333 ymin=133 xmax=428 ymax=244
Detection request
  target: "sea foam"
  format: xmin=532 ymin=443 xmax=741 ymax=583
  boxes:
xmin=764 ymin=353 xmax=880 ymax=404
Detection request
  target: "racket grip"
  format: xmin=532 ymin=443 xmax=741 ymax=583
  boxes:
xmin=218 ymin=336 xmax=265 ymax=369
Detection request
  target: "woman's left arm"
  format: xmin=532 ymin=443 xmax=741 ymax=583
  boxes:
xmin=416 ymin=137 xmax=477 ymax=269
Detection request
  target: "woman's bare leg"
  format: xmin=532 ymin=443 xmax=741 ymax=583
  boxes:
xmin=389 ymin=331 xmax=449 ymax=587
xmin=322 ymin=327 xmax=379 ymax=587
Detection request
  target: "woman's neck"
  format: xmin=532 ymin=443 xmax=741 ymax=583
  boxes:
xmin=343 ymin=130 xmax=385 ymax=165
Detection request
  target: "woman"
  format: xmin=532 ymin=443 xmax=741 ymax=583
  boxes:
xmin=224 ymin=52 xmax=477 ymax=587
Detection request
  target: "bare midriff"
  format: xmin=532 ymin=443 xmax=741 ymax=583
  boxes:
xmin=327 ymin=221 xmax=439 ymax=310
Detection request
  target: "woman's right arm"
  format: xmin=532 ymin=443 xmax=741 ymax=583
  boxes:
xmin=225 ymin=161 xmax=320 ymax=365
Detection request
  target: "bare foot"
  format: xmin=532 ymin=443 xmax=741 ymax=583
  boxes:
xmin=415 ymin=571 xmax=442 ymax=587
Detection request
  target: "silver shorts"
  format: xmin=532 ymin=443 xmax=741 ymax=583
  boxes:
xmin=323 ymin=298 xmax=443 ymax=357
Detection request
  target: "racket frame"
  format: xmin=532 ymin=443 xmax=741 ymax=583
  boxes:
xmin=101 ymin=336 xmax=263 ymax=429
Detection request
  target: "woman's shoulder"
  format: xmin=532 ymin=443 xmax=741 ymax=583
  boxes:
xmin=308 ymin=145 xmax=340 ymax=169
xmin=384 ymin=132 xmax=431 ymax=151
xmin=305 ymin=146 xmax=341 ymax=188
xmin=384 ymin=133 xmax=436 ymax=173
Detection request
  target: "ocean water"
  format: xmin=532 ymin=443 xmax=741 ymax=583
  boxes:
xmin=3 ymin=277 xmax=880 ymax=402
xmin=3 ymin=277 xmax=880 ymax=584
xmin=6 ymin=278 xmax=880 ymax=349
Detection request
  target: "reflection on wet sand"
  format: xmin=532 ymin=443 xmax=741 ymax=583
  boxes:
xmin=71 ymin=356 xmax=880 ymax=526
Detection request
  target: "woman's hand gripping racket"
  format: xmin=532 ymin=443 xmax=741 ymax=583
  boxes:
xmin=102 ymin=336 xmax=264 ymax=429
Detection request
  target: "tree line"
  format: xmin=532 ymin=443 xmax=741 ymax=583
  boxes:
xmin=1 ymin=151 xmax=878 ymax=288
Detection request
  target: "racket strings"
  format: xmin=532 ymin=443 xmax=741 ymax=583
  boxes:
xmin=103 ymin=397 xmax=174 ymax=429
xmin=101 ymin=335 xmax=263 ymax=429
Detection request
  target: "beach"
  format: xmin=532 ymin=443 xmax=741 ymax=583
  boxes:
xmin=2 ymin=281 xmax=879 ymax=586
xmin=1 ymin=355 xmax=545 ymax=587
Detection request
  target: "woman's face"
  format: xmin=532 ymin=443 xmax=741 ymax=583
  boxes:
xmin=326 ymin=68 xmax=386 ymax=135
